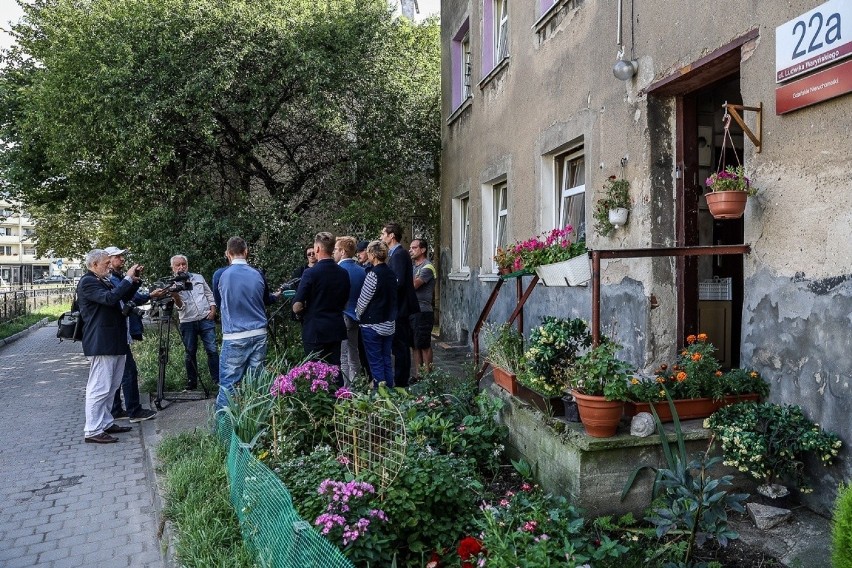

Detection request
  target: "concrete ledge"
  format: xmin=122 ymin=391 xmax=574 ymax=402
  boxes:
xmin=486 ymin=380 xmax=754 ymax=517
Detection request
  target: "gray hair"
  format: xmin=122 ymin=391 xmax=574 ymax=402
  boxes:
xmin=85 ymin=249 xmax=108 ymax=269
xmin=170 ymin=254 xmax=188 ymax=266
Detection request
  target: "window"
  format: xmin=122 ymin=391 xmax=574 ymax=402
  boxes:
xmin=0 ymin=227 xmax=10 ymax=236
xmin=450 ymin=19 xmax=472 ymax=111
xmin=539 ymin=0 xmax=557 ymax=16
xmin=495 ymin=0 xmax=509 ymax=62
xmin=494 ymin=181 xmax=508 ymax=258
xmin=23 ymin=247 xmax=36 ymax=256
xmin=555 ymin=148 xmax=586 ymax=240
xmin=453 ymin=195 xmax=471 ymax=272
xmin=0 ymin=246 xmax=12 ymax=256
xmin=482 ymin=0 xmax=509 ymax=76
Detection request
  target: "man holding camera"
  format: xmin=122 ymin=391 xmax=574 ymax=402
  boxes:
xmin=104 ymin=247 xmax=157 ymax=423
xmin=77 ymin=249 xmax=143 ymax=444
xmin=167 ymin=254 xmax=219 ymax=391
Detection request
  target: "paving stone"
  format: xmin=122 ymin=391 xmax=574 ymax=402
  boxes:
xmin=0 ymin=326 xmax=164 ymax=568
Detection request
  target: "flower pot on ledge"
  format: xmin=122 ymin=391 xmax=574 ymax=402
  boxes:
xmin=705 ymin=191 xmax=748 ymax=219
xmin=534 ymin=256 xmax=591 ymax=287
xmin=491 ymin=366 xmax=520 ymax=395
xmin=624 ymin=393 xmax=760 ymax=422
xmin=571 ymin=390 xmax=624 ymax=438
xmin=516 ymin=382 xmax=565 ymax=416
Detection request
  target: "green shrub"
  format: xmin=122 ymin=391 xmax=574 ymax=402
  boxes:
xmin=833 ymin=483 xmax=852 ymax=568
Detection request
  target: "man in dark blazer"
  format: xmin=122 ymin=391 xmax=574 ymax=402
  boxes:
xmin=381 ymin=222 xmax=420 ymax=387
xmin=77 ymin=249 xmax=143 ymax=444
xmin=292 ymin=232 xmax=350 ymax=384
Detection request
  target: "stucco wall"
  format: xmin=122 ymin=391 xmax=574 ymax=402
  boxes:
xmin=440 ymin=0 xmax=852 ymax=509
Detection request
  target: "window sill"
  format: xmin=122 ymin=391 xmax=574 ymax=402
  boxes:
xmin=478 ymin=56 xmax=510 ymax=90
xmin=478 ymin=273 xmax=501 ymax=282
xmin=448 ymin=271 xmax=471 ymax=281
xmin=532 ymin=1 xmax=561 ymax=31
xmin=447 ymin=96 xmax=473 ymax=125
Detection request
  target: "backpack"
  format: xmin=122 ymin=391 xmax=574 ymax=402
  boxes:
xmin=57 ymin=297 xmax=83 ymax=342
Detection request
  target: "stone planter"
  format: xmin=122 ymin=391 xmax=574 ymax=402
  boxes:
xmin=571 ymin=390 xmax=624 ymax=438
xmin=705 ymin=191 xmax=748 ymax=219
xmin=624 ymin=393 xmax=760 ymax=422
xmin=491 ymin=366 xmax=520 ymax=395
xmin=516 ymin=382 xmax=565 ymax=416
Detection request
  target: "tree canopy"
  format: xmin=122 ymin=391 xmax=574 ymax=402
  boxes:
xmin=0 ymin=0 xmax=440 ymax=280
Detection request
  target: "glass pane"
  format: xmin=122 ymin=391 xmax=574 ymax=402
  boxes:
xmin=461 ymin=200 xmax=470 ymax=267
xmin=562 ymin=193 xmax=586 ymax=240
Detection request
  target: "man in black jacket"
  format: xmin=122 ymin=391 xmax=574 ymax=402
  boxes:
xmin=381 ymin=222 xmax=419 ymax=387
xmin=77 ymin=249 xmax=143 ymax=444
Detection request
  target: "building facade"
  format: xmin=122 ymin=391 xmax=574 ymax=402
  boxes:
xmin=0 ymin=200 xmax=80 ymax=284
xmin=440 ymin=0 xmax=851 ymax=512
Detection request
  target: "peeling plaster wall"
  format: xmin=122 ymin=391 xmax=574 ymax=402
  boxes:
xmin=440 ymin=0 xmax=852 ymax=508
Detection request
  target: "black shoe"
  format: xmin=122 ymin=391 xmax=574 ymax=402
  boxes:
xmin=105 ymin=423 xmax=132 ymax=434
xmin=85 ymin=433 xmax=118 ymax=444
xmin=112 ymin=409 xmax=129 ymax=420
xmin=129 ymin=409 xmax=157 ymax=423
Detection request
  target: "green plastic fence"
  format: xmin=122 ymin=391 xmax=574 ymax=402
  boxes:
xmin=216 ymin=414 xmax=354 ymax=568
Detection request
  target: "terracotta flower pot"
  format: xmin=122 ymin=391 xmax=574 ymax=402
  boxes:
xmin=516 ymin=383 xmax=565 ymax=416
xmin=492 ymin=366 xmax=519 ymax=395
xmin=705 ymin=191 xmax=748 ymax=219
xmin=498 ymin=266 xmax=513 ymax=276
xmin=571 ymin=390 xmax=624 ymax=438
xmin=625 ymin=393 xmax=760 ymax=423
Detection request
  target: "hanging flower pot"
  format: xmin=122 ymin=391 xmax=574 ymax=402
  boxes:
xmin=705 ymin=191 xmax=748 ymax=220
xmin=608 ymin=207 xmax=629 ymax=228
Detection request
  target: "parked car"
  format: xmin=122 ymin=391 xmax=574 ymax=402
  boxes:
xmin=33 ymin=275 xmax=72 ymax=284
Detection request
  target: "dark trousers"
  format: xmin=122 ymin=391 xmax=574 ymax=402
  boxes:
xmin=112 ymin=349 xmax=141 ymax=416
xmin=392 ymin=317 xmax=412 ymax=387
xmin=357 ymin=328 xmax=373 ymax=381
xmin=179 ymin=319 xmax=220 ymax=389
xmin=361 ymin=327 xmax=393 ymax=387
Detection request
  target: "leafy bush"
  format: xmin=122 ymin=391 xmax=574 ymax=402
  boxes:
xmin=482 ymin=322 xmax=525 ymax=375
xmin=567 ymin=340 xmax=633 ymax=401
xmin=707 ymin=402 xmax=842 ymax=492
xmin=523 ymin=317 xmax=592 ymax=396
xmin=833 ymin=483 xmax=852 ymax=568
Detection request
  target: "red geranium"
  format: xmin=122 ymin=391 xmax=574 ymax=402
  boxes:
xmin=457 ymin=536 xmax=484 ymax=568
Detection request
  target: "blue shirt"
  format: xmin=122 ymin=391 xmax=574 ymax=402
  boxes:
xmin=217 ymin=260 xmax=276 ymax=338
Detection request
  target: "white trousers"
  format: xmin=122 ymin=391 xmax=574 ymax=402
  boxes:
xmin=340 ymin=314 xmax=362 ymax=386
xmin=84 ymin=355 xmax=126 ymax=437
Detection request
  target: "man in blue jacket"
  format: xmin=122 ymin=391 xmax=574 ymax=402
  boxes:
xmin=104 ymin=247 xmax=157 ymax=423
xmin=77 ymin=249 xmax=143 ymax=444
xmin=293 ymin=232 xmax=350 ymax=385
xmin=334 ymin=236 xmax=366 ymax=384
xmin=216 ymin=237 xmax=279 ymax=411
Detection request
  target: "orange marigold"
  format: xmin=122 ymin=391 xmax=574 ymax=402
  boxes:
xmin=676 ymin=371 xmax=687 ymax=382
xmin=686 ymin=335 xmax=697 ymax=344
xmin=692 ymin=352 xmax=702 ymax=361
xmin=715 ymin=371 xmax=723 ymax=377
xmin=750 ymin=371 xmax=758 ymax=378
xmin=630 ymin=378 xmax=640 ymax=385
xmin=681 ymin=350 xmax=688 ymax=356
xmin=655 ymin=376 xmax=666 ymax=384
xmin=697 ymin=333 xmax=708 ymax=342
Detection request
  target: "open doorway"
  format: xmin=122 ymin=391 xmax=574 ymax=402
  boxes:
xmin=648 ymin=30 xmax=757 ymax=369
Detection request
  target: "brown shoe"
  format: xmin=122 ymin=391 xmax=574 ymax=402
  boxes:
xmin=105 ymin=424 xmax=132 ymax=434
xmin=84 ymin=433 xmax=119 ymax=444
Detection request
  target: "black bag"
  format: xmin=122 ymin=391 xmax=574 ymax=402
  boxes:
xmin=57 ymin=311 xmax=83 ymax=341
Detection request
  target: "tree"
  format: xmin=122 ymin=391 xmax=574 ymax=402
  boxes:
xmin=0 ymin=0 xmax=440 ymax=280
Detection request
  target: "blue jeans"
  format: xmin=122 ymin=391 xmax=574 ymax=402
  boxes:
xmin=111 ymin=349 xmax=141 ymax=416
xmin=179 ymin=319 xmax=220 ymax=388
xmin=217 ymin=333 xmax=268 ymax=411
xmin=361 ymin=326 xmax=393 ymax=388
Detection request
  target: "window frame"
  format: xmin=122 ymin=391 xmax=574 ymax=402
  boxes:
xmin=450 ymin=19 xmax=472 ymax=111
xmin=555 ymin=147 xmax=586 ymax=241
xmin=494 ymin=0 xmax=509 ymax=64
xmin=452 ymin=194 xmax=471 ymax=274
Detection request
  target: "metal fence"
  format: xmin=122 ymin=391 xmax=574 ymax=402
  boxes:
xmin=0 ymin=285 xmax=76 ymax=324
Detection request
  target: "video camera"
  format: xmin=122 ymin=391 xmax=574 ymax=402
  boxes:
xmin=121 ymin=300 xmax=145 ymax=318
xmin=153 ymin=271 xmax=194 ymax=295
xmin=279 ymin=277 xmax=301 ymax=293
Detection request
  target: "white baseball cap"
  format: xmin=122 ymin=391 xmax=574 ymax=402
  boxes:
xmin=104 ymin=246 xmax=128 ymax=257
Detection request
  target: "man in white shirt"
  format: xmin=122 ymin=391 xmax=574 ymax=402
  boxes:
xmin=169 ymin=254 xmax=219 ymax=391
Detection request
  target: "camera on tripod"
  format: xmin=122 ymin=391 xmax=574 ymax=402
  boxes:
xmin=154 ymin=271 xmax=194 ymax=294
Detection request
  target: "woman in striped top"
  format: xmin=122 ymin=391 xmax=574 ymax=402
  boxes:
xmin=355 ymin=240 xmax=398 ymax=387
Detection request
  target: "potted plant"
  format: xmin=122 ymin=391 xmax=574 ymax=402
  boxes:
xmin=707 ymin=402 xmax=842 ymax=498
xmin=704 ymin=165 xmax=758 ymax=219
xmin=517 ymin=316 xmax=592 ymax=415
xmin=502 ymin=225 xmax=589 ymax=286
xmin=593 ymin=176 xmax=631 ymax=237
xmin=482 ymin=322 xmax=525 ymax=395
xmin=566 ymin=340 xmax=633 ymax=437
xmin=625 ymin=333 xmax=769 ymax=422
xmin=493 ymin=247 xmax=516 ymax=275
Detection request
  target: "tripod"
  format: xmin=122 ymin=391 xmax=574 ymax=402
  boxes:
xmin=152 ymin=299 xmax=211 ymax=410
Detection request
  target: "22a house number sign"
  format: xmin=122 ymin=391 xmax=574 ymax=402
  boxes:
xmin=776 ymin=0 xmax=851 ymax=83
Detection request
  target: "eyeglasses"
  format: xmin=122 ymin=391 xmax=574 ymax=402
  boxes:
xmin=306 ymin=252 xmax=315 ymax=257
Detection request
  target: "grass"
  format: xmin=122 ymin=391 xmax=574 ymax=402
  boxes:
xmin=0 ymin=303 xmax=70 ymax=341
xmin=157 ymin=431 xmax=256 ymax=567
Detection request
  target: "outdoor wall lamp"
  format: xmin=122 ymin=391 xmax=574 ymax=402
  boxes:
xmin=613 ymin=0 xmax=638 ymax=80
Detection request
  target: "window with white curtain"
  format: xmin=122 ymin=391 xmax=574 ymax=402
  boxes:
xmin=493 ymin=181 xmax=508 ymax=263
xmin=556 ymin=148 xmax=586 ymax=240
xmin=453 ymin=195 xmax=471 ymax=272
xmin=495 ymin=0 xmax=509 ymax=63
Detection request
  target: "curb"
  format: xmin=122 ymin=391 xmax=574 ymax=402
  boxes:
xmin=0 ymin=317 xmax=50 ymax=346
xmin=140 ymin=409 xmax=178 ymax=568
